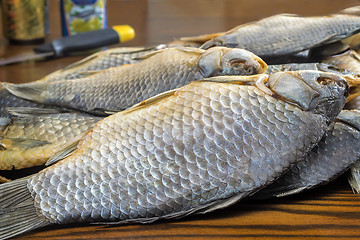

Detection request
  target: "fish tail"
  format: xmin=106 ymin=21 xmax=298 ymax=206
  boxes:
xmin=0 ymin=177 xmax=50 ymax=239
xmin=2 ymin=81 xmax=47 ymax=103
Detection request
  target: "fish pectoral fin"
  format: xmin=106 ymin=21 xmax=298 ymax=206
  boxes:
xmin=274 ymin=186 xmax=308 ymax=198
xmin=46 ymin=138 xmax=81 ymax=166
xmin=2 ymin=82 xmax=47 ymax=103
xmin=0 ymin=138 xmax=50 ymax=150
xmin=180 ymin=32 xmax=225 ymax=43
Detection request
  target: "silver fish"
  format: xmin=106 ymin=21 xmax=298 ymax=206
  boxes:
xmin=199 ymin=13 xmax=360 ymax=63
xmin=0 ymin=70 xmax=348 ymax=239
xmin=3 ymin=47 xmax=267 ymax=115
xmin=0 ymin=108 xmax=102 ymax=170
xmin=253 ymin=110 xmax=360 ymax=199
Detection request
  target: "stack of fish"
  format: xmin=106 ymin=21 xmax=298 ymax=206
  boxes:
xmin=1 ymin=6 xmax=360 ymax=239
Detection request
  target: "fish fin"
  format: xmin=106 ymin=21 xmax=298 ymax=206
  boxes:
xmin=197 ymin=75 xmax=263 ymax=84
xmin=74 ymin=70 xmax=101 ymax=78
xmin=5 ymin=107 xmax=74 ymax=117
xmin=45 ymin=138 xmax=81 ymax=166
xmin=180 ymin=32 xmax=225 ymax=43
xmin=121 ymin=75 xmax=262 ymax=115
xmin=109 ymin=46 xmax=156 ymax=55
xmin=132 ymin=49 xmax=168 ymax=60
xmin=0 ymin=117 xmax=11 ymax=131
xmin=274 ymin=186 xmax=308 ymax=198
xmin=121 ymin=89 xmax=177 ymax=115
xmin=2 ymin=82 xmax=47 ymax=103
xmin=335 ymin=110 xmax=360 ymax=130
xmin=134 ymin=47 xmax=204 ymax=60
xmin=1 ymin=138 xmax=50 ymax=149
xmin=0 ymin=177 xmax=51 ymax=239
xmin=349 ymin=162 xmax=360 ymax=194
xmin=0 ymin=175 xmax=10 ymax=183
xmin=61 ymin=53 xmax=98 ymax=71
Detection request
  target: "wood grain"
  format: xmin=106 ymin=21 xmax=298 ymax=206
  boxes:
xmin=1 ymin=0 xmax=360 ymax=239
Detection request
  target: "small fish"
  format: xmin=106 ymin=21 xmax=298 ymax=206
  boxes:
xmin=4 ymin=47 xmax=267 ymax=115
xmin=197 ymin=12 xmax=360 ymax=63
xmin=0 ymin=108 xmax=102 ymax=170
xmin=0 ymin=70 xmax=348 ymax=239
xmin=253 ymin=110 xmax=360 ymax=199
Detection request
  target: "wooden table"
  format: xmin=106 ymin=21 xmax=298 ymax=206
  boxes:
xmin=1 ymin=0 xmax=360 ymax=239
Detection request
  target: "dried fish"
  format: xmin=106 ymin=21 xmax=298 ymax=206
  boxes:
xmin=0 ymin=70 xmax=348 ymax=239
xmin=4 ymin=47 xmax=267 ymax=115
xmin=197 ymin=13 xmax=360 ymax=63
xmin=0 ymin=108 xmax=102 ymax=170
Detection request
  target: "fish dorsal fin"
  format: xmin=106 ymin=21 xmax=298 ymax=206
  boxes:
xmin=134 ymin=47 xmax=205 ymax=60
xmin=120 ymin=75 xmax=263 ymax=115
xmin=133 ymin=49 xmax=168 ymax=60
xmin=61 ymin=53 xmax=99 ymax=71
xmin=180 ymin=32 xmax=226 ymax=43
xmin=45 ymin=137 xmax=81 ymax=166
xmin=74 ymin=70 xmax=101 ymax=78
xmin=109 ymin=46 xmax=157 ymax=55
xmin=121 ymin=90 xmax=177 ymax=115
xmin=197 ymin=74 xmax=265 ymax=84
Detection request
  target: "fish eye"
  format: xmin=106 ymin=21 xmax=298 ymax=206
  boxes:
xmin=316 ymin=77 xmax=334 ymax=85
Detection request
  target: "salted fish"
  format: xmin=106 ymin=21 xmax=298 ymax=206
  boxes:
xmin=0 ymin=70 xmax=348 ymax=239
xmin=3 ymin=47 xmax=267 ymax=115
xmin=0 ymin=108 xmax=102 ymax=170
xmin=197 ymin=13 xmax=360 ymax=63
xmin=253 ymin=110 xmax=360 ymax=199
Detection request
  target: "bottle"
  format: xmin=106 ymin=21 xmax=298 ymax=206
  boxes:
xmin=1 ymin=0 xmax=49 ymax=44
xmin=60 ymin=0 xmax=107 ymax=36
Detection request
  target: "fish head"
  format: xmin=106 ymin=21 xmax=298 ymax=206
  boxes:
xmin=267 ymin=70 xmax=349 ymax=122
xmin=198 ymin=47 xmax=267 ymax=78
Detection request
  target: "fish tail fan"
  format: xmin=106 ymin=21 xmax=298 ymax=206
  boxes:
xmin=0 ymin=177 xmax=51 ymax=239
xmin=2 ymin=81 xmax=48 ymax=103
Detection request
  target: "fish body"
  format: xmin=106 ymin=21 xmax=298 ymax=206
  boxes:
xmin=200 ymin=13 xmax=360 ymax=63
xmin=0 ymin=109 xmax=102 ymax=170
xmin=0 ymin=71 xmax=348 ymax=239
xmin=4 ymin=47 xmax=267 ymax=115
xmin=253 ymin=110 xmax=360 ymax=199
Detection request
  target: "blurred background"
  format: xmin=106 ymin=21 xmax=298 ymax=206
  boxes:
xmin=0 ymin=0 xmax=359 ymax=83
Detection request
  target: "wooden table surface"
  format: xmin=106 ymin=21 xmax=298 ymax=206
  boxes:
xmin=1 ymin=0 xmax=360 ymax=239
